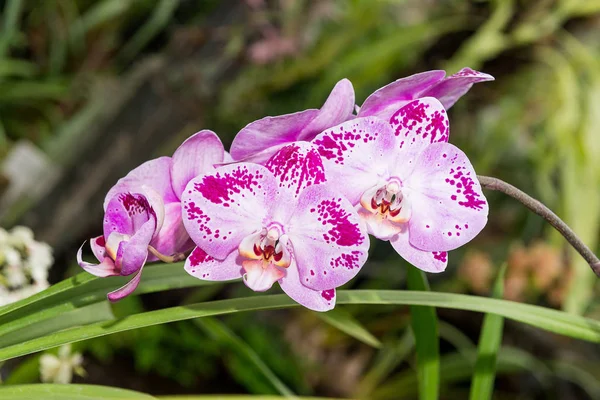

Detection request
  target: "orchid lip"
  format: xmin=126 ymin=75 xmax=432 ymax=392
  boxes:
xmin=238 ymin=223 xmax=291 ymax=269
xmin=360 ymin=178 xmax=411 ymax=223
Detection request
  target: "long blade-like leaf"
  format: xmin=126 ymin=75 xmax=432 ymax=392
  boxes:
xmin=407 ymin=266 xmax=439 ymax=400
xmin=2 ymin=290 xmax=600 ymax=362
xmin=0 ymin=263 xmax=215 ymax=338
xmin=195 ymin=317 xmax=295 ymax=397
xmin=317 ymin=308 xmax=382 ymax=348
xmin=0 ymin=384 xmax=156 ymax=399
xmin=469 ymin=266 xmax=506 ymax=400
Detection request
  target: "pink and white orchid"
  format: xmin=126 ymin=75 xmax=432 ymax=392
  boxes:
xmin=313 ymin=98 xmax=488 ymax=272
xmin=182 ymin=142 xmax=369 ymax=311
xmin=77 ymin=130 xmax=226 ymax=301
xmin=229 ymin=68 xmax=493 ymax=164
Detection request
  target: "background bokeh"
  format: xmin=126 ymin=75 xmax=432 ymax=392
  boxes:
xmin=1 ymin=0 xmax=599 ymax=398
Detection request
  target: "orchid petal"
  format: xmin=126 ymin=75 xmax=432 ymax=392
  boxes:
xmin=230 ymin=109 xmax=319 ymax=161
xmin=390 ymin=97 xmax=450 ymax=150
xmin=278 ymin=258 xmax=336 ymax=312
xmin=107 ymin=264 xmax=144 ymax=302
xmin=104 ymin=157 xmax=177 ymax=210
xmin=357 ymin=208 xmax=401 ymax=240
xmin=115 ymin=217 xmax=155 ymax=276
xmin=421 ymin=68 xmax=494 ymax=109
xmin=390 ymin=229 xmax=448 ymax=273
xmin=358 ymin=70 xmax=446 ymax=121
xmin=288 ymin=183 xmax=369 ymax=291
xmin=182 ymin=163 xmax=278 ymax=260
xmin=404 ymin=142 xmax=488 ymax=251
xmin=148 ymin=202 xmax=194 ymax=259
xmin=171 ymin=130 xmax=224 ymax=199
xmin=242 ymin=260 xmax=285 ymax=292
xmin=313 ymin=117 xmax=395 ymax=205
xmin=90 ymin=235 xmax=106 ymax=262
xmin=185 ymin=246 xmax=243 ymax=281
xmin=302 ymin=78 xmax=355 ymax=140
xmin=77 ymin=242 xmax=119 ymax=277
xmin=265 ymin=142 xmax=325 ymax=199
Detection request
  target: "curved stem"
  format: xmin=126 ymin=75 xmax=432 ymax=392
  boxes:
xmin=147 ymin=246 xmax=186 ymax=264
xmin=477 ymin=175 xmax=600 ymax=277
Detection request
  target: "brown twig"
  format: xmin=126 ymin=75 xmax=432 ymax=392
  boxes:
xmin=477 ymin=175 xmax=600 ymax=277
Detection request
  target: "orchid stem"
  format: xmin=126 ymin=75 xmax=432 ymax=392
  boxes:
xmin=477 ymin=175 xmax=600 ymax=277
xmin=148 ymin=245 xmax=186 ymax=264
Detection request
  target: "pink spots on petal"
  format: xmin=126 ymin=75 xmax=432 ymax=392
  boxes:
xmin=321 ymin=289 xmax=335 ymax=301
xmin=314 ymin=123 xmax=374 ymax=165
xmin=96 ymin=236 xmax=106 ymax=246
xmin=432 ymin=251 xmax=447 ymax=263
xmin=445 ymin=164 xmax=486 ymax=211
xmin=330 ymin=251 xmax=362 ymax=270
xmin=194 ymin=166 xmax=262 ymax=205
xmin=265 ymin=144 xmax=325 ymax=196
xmin=389 ymin=99 xmax=449 ymax=144
xmin=189 ymin=247 xmax=215 ymax=267
xmin=312 ymin=198 xmax=364 ymax=246
xmin=119 ymin=193 xmax=152 ymax=217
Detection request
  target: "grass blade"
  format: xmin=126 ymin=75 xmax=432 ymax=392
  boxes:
xmin=195 ymin=317 xmax=295 ymax=397
xmin=317 ymin=307 xmax=382 ymax=348
xmin=469 ymin=265 xmax=507 ymax=400
xmin=0 ymin=384 xmax=156 ymax=399
xmin=407 ymin=266 xmax=439 ymax=400
xmin=2 ymin=290 xmax=600 ymax=362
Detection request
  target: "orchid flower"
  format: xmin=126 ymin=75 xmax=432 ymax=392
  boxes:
xmin=229 ymin=68 xmax=492 ymax=163
xmin=77 ymin=130 xmax=226 ymax=301
xmin=229 ymin=79 xmax=355 ymax=163
xmin=357 ymin=68 xmax=494 ymax=121
xmin=182 ymin=142 xmax=369 ymax=311
xmin=313 ymin=98 xmax=488 ymax=272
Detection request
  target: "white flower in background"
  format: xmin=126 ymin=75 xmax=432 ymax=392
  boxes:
xmin=0 ymin=225 xmax=53 ymax=306
xmin=40 ymin=344 xmax=85 ymax=384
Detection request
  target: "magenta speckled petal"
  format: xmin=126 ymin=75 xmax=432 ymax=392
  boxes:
xmin=181 ymin=163 xmax=277 ymax=260
xmin=279 ymin=258 xmax=336 ymax=312
xmin=359 ymin=70 xmax=446 ymax=120
xmin=287 ymin=183 xmax=369 ymax=291
xmin=171 ymin=130 xmax=224 ymax=199
xmin=313 ymin=117 xmax=395 ymax=205
xmin=184 ymin=246 xmax=243 ymax=281
xmin=390 ymin=229 xmax=448 ymax=273
xmin=264 ymin=142 xmax=326 ymax=200
xmin=404 ymin=142 xmax=488 ymax=252
xmin=421 ymin=68 xmax=494 ymax=109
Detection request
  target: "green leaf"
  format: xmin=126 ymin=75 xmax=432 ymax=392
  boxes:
xmin=0 ymin=262 xmax=213 ymax=339
xmin=157 ymin=396 xmax=337 ymax=400
xmin=407 ymin=266 xmax=439 ymax=400
xmin=2 ymin=290 xmax=600 ymax=362
xmin=194 ymin=317 xmax=295 ymax=397
xmin=0 ymin=384 xmax=156 ymax=399
xmin=373 ymin=347 xmax=550 ymax=399
xmin=469 ymin=265 xmax=506 ymax=400
xmin=317 ymin=307 xmax=382 ymax=348
xmin=0 ymin=301 xmax=113 ymax=348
